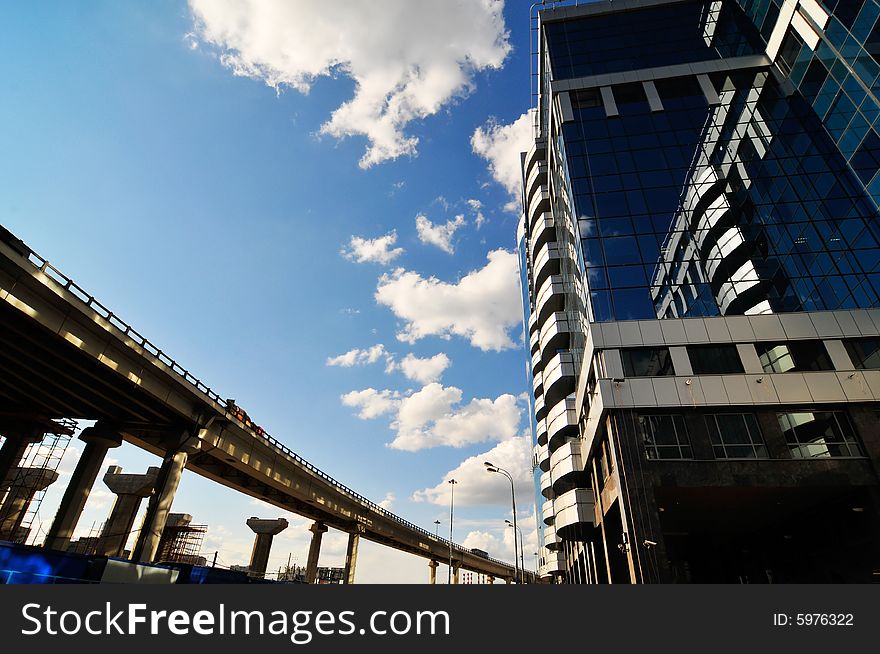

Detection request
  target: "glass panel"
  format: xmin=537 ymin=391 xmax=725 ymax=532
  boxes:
xmin=621 ymin=348 xmax=675 ymax=376
xmin=777 ymin=411 xmax=865 ymax=458
xmin=755 ymin=340 xmax=834 ymax=372
xmin=688 ymin=345 xmax=745 ymax=374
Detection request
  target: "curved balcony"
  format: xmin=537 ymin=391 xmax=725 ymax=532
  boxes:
xmin=532 ymin=369 xmax=543 ymax=399
xmin=528 ymin=186 xmax=550 ymax=231
xmin=542 ymin=498 xmax=555 ymax=526
xmin=531 ymin=241 xmax=561 ymax=290
xmin=546 ymin=396 xmax=578 ymax=451
xmin=554 ymin=488 xmax=596 ymax=541
xmin=550 ymin=439 xmax=589 ymax=496
xmin=535 ymin=441 xmax=550 ymax=473
xmin=542 ymin=351 xmax=576 ymax=408
xmin=536 ymin=418 xmax=548 ymax=447
xmin=529 ymin=326 xmax=540 ymax=354
xmin=540 ymin=469 xmax=554 ymax=499
xmin=528 ymin=311 xmax=538 ymax=336
xmin=530 ymin=213 xmax=555 ymax=259
xmin=531 ymin=348 xmax=543 ymax=377
xmin=526 ymin=161 xmax=548 ymax=206
xmin=524 ymin=139 xmax=546 ymax=179
xmin=543 ymin=524 xmax=561 ymax=551
xmin=535 ymin=275 xmax=565 ymax=328
xmin=538 ymin=549 xmax=565 ymax=577
xmin=539 ymin=312 xmax=574 ymax=362
xmin=534 ymin=393 xmax=547 ymax=422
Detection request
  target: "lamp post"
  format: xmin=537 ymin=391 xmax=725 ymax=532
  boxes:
xmin=506 ymin=519 xmax=525 ymax=584
xmin=434 ymin=519 xmax=441 ymax=536
xmin=484 ymin=462 xmax=520 ymax=584
xmin=447 ymin=478 xmax=457 ymax=584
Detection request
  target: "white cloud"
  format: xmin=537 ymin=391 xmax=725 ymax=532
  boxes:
xmin=378 ymin=492 xmax=395 ymax=510
xmin=375 ymin=249 xmax=521 ymax=351
xmin=471 ymin=110 xmax=534 ymax=211
xmin=341 ymin=382 xmax=522 ymax=451
xmin=462 ymin=530 xmax=502 ymax=555
xmin=467 ymin=198 xmax=487 ymax=229
xmin=189 ymin=0 xmax=511 ymax=168
xmin=415 ymin=214 xmax=466 ymax=254
xmin=412 ymin=434 xmax=533 ymax=506
xmin=340 ymin=388 xmax=402 ymax=419
xmin=396 ymin=352 xmax=450 ymax=384
xmin=326 ymin=344 xmax=391 ymax=368
xmin=341 ymin=231 xmax=404 ymax=265
xmin=390 ymin=382 xmax=521 ymax=451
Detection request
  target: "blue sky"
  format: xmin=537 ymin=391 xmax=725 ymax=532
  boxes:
xmin=0 ymin=0 xmax=539 ymax=582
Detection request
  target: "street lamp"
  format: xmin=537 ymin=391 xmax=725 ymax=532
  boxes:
xmin=506 ymin=519 xmax=525 ymax=584
xmin=484 ymin=461 xmax=520 ymax=584
xmin=447 ymin=478 xmax=457 ymax=584
xmin=434 ymin=519 xmax=441 ymax=536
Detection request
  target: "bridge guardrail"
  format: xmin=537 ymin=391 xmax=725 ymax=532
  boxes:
xmin=20 ymin=247 xmax=516 ymax=573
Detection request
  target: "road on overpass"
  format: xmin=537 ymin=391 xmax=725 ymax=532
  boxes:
xmin=0 ymin=225 xmax=530 ymax=583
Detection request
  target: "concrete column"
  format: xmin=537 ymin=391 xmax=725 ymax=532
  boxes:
xmin=96 ymin=465 xmax=160 ymax=557
xmin=505 ymin=577 xmax=512 ymax=584
xmin=44 ymin=424 xmax=121 ymax=551
xmin=130 ymin=444 xmax=195 ymax=563
xmin=0 ymin=468 xmax=58 ymax=540
xmin=452 ymin=564 xmax=460 ymax=585
xmin=428 ymin=559 xmax=438 ymax=585
xmin=0 ymin=423 xmax=44 ymax=484
xmin=343 ymin=531 xmax=360 ymax=585
xmin=305 ymin=521 xmax=328 ymax=584
xmin=246 ymin=517 xmax=288 ymax=578
xmin=486 ymin=575 xmax=494 ymax=585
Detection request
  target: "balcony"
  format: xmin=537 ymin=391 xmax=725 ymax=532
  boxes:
xmin=542 ymin=351 xmax=576 ymax=408
xmin=524 ymin=139 xmax=546 ymax=179
xmin=529 ymin=327 xmax=540 ymax=355
xmin=536 ymin=418 xmax=548 ymax=447
xmin=550 ymin=439 xmax=588 ymax=495
xmin=543 ymin=523 xmax=561 ymax=551
xmin=554 ymin=488 xmax=596 ymax=541
xmin=532 ymin=370 xmax=543 ymax=399
xmin=539 ymin=312 xmax=574 ymax=362
xmin=542 ymin=498 xmax=554 ymax=526
xmin=535 ymin=441 xmax=550 ymax=473
xmin=538 ymin=549 xmax=565 ymax=577
xmin=535 ymin=275 xmax=565 ymax=327
xmin=531 ymin=348 xmax=543 ymax=377
xmin=546 ymin=396 xmax=578 ymax=451
xmin=528 ymin=186 xmax=550 ymax=231
xmin=532 ymin=241 xmax=561 ymax=290
xmin=528 ymin=311 xmax=538 ymax=336
xmin=530 ymin=213 xmax=555 ymax=259
xmin=540 ymin=469 xmax=554 ymax=499
xmin=525 ymin=161 xmax=548 ymax=206
xmin=534 ymin=393 xmax=547 ymax=422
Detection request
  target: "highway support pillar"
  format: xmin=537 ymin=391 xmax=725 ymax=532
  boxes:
xmin=0 ymin=468 xmax=59 ymax=540
xmin=131 ymin=435 xmax=199 ymax=563
xmin=452 ymin=564 xmax=460 ymax=585
xmin=44 ymin=423 xmax=122 ymax=552
xmin=246 ymin=517 xmax=289 ymax=578
xmin=428 ymin=559 xmax=438 ymax=585
xmin=505 ymin=577 xmax=512 ymax=584
xmin=343 ymin=530 xmax=360 ymax=585
xmin=305 ymin=521 xmax=328 ymax=584
xmin=96 ymin=465 xmax=160 ymax=557
xmin=486 ymin=575 xmax=494 ymax=585
xmin=0 ymin=422 xmax=44 ymax=485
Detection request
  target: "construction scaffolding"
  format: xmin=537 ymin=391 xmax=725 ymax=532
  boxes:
xmin=0 ymin=417 xmax=76 ymax=545
xmin=156 ymin=513 xmax=207 ymax=565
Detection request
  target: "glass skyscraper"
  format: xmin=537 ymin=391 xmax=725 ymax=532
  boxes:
xmin=521 ymin=0 xmax=880 ymax=583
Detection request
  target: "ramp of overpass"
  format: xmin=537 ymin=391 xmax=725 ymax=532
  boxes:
xmin=0 ymin=226 xmax=529 ymax=582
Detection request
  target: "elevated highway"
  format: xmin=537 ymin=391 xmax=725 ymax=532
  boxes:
xmin=0 ymin=226 xmax=530 ymax=583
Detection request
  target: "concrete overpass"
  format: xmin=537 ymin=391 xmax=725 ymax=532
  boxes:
xmin=0 ymin=226 xmax=531 ymax=583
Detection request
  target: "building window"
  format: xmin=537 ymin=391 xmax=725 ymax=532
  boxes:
xmin=639 ymin=414 xmax=692 ymax=460
xmin=621 ymin=347 xmax=675 ymax=376
xmin=777 ymin=411 xmax=865 ymax=459
xmin=755 ymin=340 xmax=834 ymax=373
xmin=705 ymin=413 xmax=768 ymax=459
xmin=843 ymin=337 xmax=880 ymax=369
xmin=687 ymin=345 xmax=744 ymax=375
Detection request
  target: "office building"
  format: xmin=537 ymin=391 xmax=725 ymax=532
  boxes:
xmin=520 ymin=0 xmax=880 ymax=583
